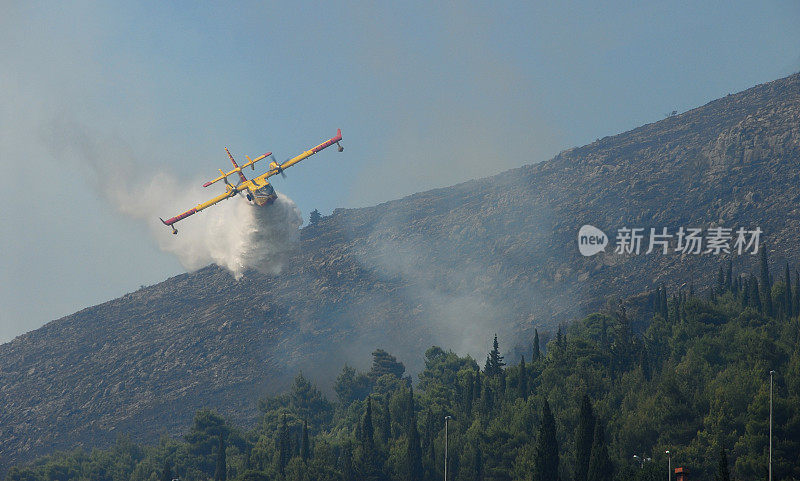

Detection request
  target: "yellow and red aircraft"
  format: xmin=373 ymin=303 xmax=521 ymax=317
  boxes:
xmin=160 ymin=129 xmax=343 ymax=234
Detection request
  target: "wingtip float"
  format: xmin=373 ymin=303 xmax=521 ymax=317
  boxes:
xmin=160 ymin=129 xmax=343 ymax=235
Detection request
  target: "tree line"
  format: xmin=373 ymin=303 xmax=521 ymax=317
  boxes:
xmin=6 ymin=252 xmax=800 ymax=481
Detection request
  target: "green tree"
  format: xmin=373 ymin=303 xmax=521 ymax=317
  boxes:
xmin=185 ymin=410 xmax=231 ymax=477
xmin=795 ymin=270 xmax=800 ymax=317
xmin=335 ymin=365 xmax=372 ymax=405
xmin=485 ymin=334 xmax=506 ymax=377
xmin=362 ymin=397 xmax=374 ymax=449
xmin=760 ymin=246 xmax=774 ymax=316
xmin=341 ymin=441 xmax=355 ymax=481
xmin=233 ymin=471 xmax=270 ymax=481
xmin=369 ymin=349 xmax=405 ymax=380
xmin=356 ymin=397 xmax=386 ymax=480
xmin=533 ymin=329 xmax=541 ymax=360
xmin=309 ymin=209 xmax=322 ymax=225
xmin=726 ymin=259 xmax=733 ymax=291
xmin=278 ymin=415 xmax=289 ymax=476
xmin=575 ymin=395 xmax=596 ymax=481
xmin=586 ymin=420 xmax=613 ymax=481
xmin=301 ymin=419 xmax=310 ymax=461
xmin=214 ymin=435 xmax=227 ymax=481
xmin=784 ymin=263 xmax=792 ymax=318
xmin=406 ymin=392 xmax=423 ymax=481
xmin=749 ymin=276 xmax=762 ymax=312
xmin=533 ymin=399 xmax=559 ymax=481
xmin=474 ymin=441 xmax=484 ymax=481
xmin=518 ymin=356 xmax=528 ymax=400
xmin=714 ymin=446 xmax=730 ymax=481
xmin=290 ymin=372 xmax=333 ymax=426
xmin=380 ymin=395 xmax=391 ymax=445
xmin=160 ymin=460 xmax=173 ymax=481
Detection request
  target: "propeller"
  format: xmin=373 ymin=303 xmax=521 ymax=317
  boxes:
xmin=270 ymin=154 xmax=287 ymax=179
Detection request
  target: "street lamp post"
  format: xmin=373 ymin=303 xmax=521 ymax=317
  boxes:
xmin=633 ymin=454 xmax=652 ymax=468
xmin=444 ymin=415 xmax=452 ymax=481
xmin=769 ymin=370 xmax=774 ymax=481
xmin=665 ymin=450 xmax=671 ymax=481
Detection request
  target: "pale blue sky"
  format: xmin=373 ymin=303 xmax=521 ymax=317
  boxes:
xmin=1 ymin=1 xmax=799 ymax=342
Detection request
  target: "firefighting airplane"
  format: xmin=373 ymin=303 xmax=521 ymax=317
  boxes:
xmin=160 ymin=129 xmax=343 ymax=234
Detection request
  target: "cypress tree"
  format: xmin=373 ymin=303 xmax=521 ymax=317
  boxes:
xmin=586 ymin=421 xmax=612 ymax=481
xmin=407 ymin=385 xmax=415 ymax=424
xmin=533 ymin=399 xmax=559 ymax=481
xmin=422 ymin=408 xmax=434 ymax=455
xmin=482 ymin=380 xmax=494 ymax=414
xmin=750 ymin=277 xmax=762 ymax=313
xmin=474 ymin=441 xmax=484 ymax=481
xmin=794 ymin=270 xmax=800 ymax=317
xmin=518 ymin=356 xmax=528 ymax=401
xmin=714 ymin=446 xmax=730 ymax=481
xmin=214 ymin=435 xmax=227 ymax=481
xmin=574 ymin=395 xmax=596 ymax=481
xmin=784 ymin=263 xmax=792 ymax=319
xmin=640 ymin=345 xmax=651 ymax=381
xmin=406 ymin=400 xmax=423 ymax=481
xmin=381 ymin=395 xmax=391 ymax=444
xmin=278 ymin=415 xmax=288 ymax=476
xmin=742 ymin=276 xmax=750 ymax=307
xmin=652 ymin=287 xmax=661 ymax=311
xmin=463 ymin=370 xmax=474 ymax=415
xmin=362 ymin=397 xmax=374 ymax=450
xmin=485 ymin=334 xmax=506 ymax=376
xmin=533 ymin=329 xmax=541 ymax=360
xmin=760 ymin=246 xmax=774 ymax=316
xmin=341 ymin=441 xmax=355 ymax=481
xmin=358 ymin=396 xmax=385 ymax=481
xmin=301 ymin=419 xmax=310 ymax=461
xmin=726 ymin=259 xmax=733 ymax=291
xmin=601 ymin=317 xmax=609 ymax=349
xmin=427 ymin=436 xmax=436 ymax=480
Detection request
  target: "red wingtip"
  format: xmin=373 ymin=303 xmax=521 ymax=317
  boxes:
xmin=203 ymin=181 xmax=212 ymax=188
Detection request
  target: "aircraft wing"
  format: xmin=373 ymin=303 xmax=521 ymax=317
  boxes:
xmin=160 ymin=189 xmax=236 ymax=233
xmin=251 ymin=129 xmax=342 ymax=185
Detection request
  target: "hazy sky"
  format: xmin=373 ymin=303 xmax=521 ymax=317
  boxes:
xmin=1 ymin=1 xmax=799 ymax=342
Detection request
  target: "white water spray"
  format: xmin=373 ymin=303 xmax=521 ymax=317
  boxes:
xmin=112 ymin=172 xmax=303 ymax=278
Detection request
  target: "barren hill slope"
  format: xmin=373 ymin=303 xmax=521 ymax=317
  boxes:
xmin=2 ymin=73 xmax=799 ymax=467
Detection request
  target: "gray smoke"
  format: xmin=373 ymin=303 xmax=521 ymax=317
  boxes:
xmin=116 ymin=175 xmax=303 ymax=278
xmin=45 ymin=117 xmax=303 ymax=278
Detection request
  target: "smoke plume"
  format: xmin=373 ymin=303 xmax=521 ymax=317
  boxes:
xmin=119 ymin=175 xmax=303 ymax=278
xmin=47 ymin=117 xmax=303 ymax=278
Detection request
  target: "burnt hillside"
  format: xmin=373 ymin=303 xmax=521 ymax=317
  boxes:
xmin=1 ymin=72 xmax=799 ymax=467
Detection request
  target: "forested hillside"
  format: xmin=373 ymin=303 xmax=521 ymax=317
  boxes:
xmin=3 ymin=72 xmax=800 ymax=467
xmin=8 ymin=254 xmax=800 ymax=481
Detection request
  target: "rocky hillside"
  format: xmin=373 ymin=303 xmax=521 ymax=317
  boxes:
xmin=1 ymin=73 xmax=799 ymax=467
